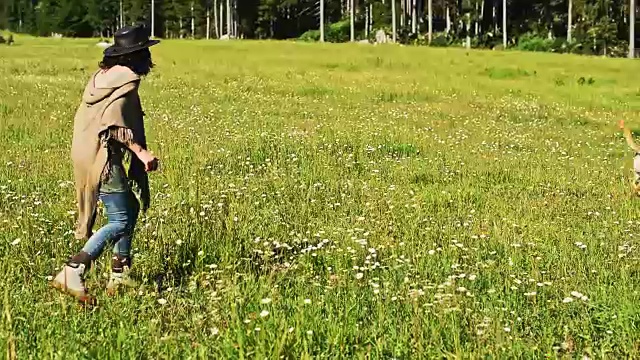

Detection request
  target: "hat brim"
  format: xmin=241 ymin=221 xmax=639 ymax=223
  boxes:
xmin=104 ymin=39 xmax=160 ymax=57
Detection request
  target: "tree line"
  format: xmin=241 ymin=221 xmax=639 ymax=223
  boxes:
xmin=0 ymin=0 xmax=637 ymax=57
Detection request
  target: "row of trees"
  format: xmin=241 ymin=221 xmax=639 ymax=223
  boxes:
xmin=0 ymin=0 xmax=637 ymax=57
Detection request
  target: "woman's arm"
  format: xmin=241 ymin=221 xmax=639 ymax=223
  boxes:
xmin=125 ymin=142 xmax=159 ymax=172
xmin=105 ymin=126 xmax=159 ymax=172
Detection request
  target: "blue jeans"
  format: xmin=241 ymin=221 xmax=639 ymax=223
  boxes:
xmin=82 ymin=191 xmax=140 ymax=260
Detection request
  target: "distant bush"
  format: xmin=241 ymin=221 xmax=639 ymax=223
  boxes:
xmin=548 ymin=37 xmax=569 ymax=53
xmin=476 ymin=32 xmax=503 ymax=49
xmin=298 ymin=21 xmax=351 ymax=43
xmin=299 ymin=29 xmax=320 ymax=42
xmin=516 ymin=33 xmax=554 ymax=52
xmin=326 ymin=20 xmax=350 ymax=42
xmin=568 ymin=42 xmax=594 ymax=56
xmin=0 ymin=31 xmax=15 ymax=45
xmin=430 ymin=34 xmax=450 ymax=47
xmin=300 ymin=24 xmax=630 ymax=58
xmin=606 ymin=42 xmax=629 ymax=57
xmin=396 ymin=25 xmax=419 ymax=44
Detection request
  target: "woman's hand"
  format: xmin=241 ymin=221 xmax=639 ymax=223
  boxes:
xmin=125 ymin=141 xmax=159 ymax=172
xmin=137 ymin=149 xmax=159 ymax=172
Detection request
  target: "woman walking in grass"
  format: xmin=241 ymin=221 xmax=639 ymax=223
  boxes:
xmin=53 ymin=24 xmax=160 ymax=303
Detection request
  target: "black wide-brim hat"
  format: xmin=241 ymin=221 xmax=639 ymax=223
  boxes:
xmin=104 ymin=24 xmax=160 ymax=57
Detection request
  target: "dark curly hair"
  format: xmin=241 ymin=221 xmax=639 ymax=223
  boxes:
xmin=99 ymin=48 xmax=154 ymax=76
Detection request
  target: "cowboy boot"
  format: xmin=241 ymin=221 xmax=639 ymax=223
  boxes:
xmin=52 ymin=252 xmax=94 ymax=304
xmin=106 ymin=254 xmax=135 ymax=295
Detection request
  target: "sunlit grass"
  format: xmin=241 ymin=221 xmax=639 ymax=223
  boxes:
xmin=1 ymin=37 xmax=640 ymax=358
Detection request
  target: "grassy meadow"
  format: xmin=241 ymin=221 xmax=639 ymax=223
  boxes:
xmin=1 ymin=36 xmax=640 ymax=358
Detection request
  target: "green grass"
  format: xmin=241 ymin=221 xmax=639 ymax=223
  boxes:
xmin=1 ymin=36 xmax=640 ymax=358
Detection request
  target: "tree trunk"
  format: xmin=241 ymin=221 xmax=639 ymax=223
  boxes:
xmin=428 ymin=0 xmax=432 ymax=43
xmin=369 ymin=4 xmax=373 ymax=36
xmin=151 ymin=0 xmax=155 ymax=37
xmin=493 ymin=2 xmax=497 ymax=33
xmin=480 ymin=0 xmax=485 ymax=34
xmin=179 ymin=17 xmax=183 ymax=38
xmin=191 ymin=2 xmax=195 ymax=38
xmin=546 ymin=0 xmax=552 ymax=39
xmin=219 ymin=1 xmax=223 ymax=37
xmin=214 ymin=0 xmax=219 ymax=38
xmin=392 ymin=0 xmax=397 ymax=42
xmin=207 ymin=8 xmax=211 ymax=39
xmin=466 ymin=12 xmax=471 ymax=48
xmin=226 ymin=0 xmax=231 ymax=36
xmin=350 ymin=0 xmax=355 ymax=41
xmin=631 ymin=0 xmax=636 ymax=58
xmin=567 ymin=0 xmax=572 ymax=42
xmin=234 ymin=0 xmax=238 ymax=37
xmin=446 ymin=6 xmax=451 ymax=33
xmin=119 ymin=0 xmax=124 ymax=28
xmin=412 ymin=0 xmax=417 ymax=33
xmin=366 ymin=4 xmax=369 ymax=38
xmin=320 ymin=0 xmax=325 ymax=41
xmin=475 ymin=1 xmax=479 ymax=35
xmin=502 ymin=0 xmax=507 ymax=47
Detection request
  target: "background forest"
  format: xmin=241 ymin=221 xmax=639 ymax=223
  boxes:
xmin=0 ymin=1 xmax=638 ymax=56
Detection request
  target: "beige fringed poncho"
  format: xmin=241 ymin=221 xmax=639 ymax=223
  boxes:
xmin=71 ymin=67 xmax=150 ymax=240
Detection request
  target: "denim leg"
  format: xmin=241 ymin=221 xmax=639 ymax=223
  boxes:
xmin=81 ymin=191 xmax=137 ymax=259
xmin=112 ymin=192 xmax=140 ymax=258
